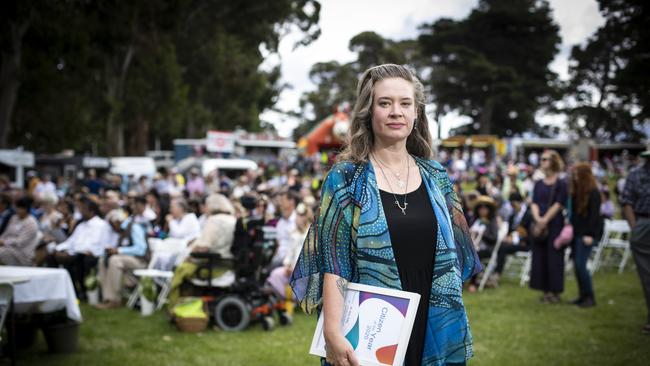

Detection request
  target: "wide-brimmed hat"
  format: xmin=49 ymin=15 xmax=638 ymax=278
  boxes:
xmin=506 ymin=165 xmax=519 ymax=176
xmin=475 ymin=195 xmax=496 ymax=208
xmin=473 ymin=195 xmax=497 ymax=218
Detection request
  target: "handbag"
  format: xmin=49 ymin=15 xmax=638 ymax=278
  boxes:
xmin=531 ymin=180 xmax=558 ymax=242
xmin=554 ymin=197 xmax=574 ymax=249
xmin=531 ymin=222 xmax=549 ymax=242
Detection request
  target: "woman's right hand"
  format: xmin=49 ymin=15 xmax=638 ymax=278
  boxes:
xmin=325 ymin=332 xmax=359 ymax=366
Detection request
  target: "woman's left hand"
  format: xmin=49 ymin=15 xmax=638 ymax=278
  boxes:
xmin=583 ymin=236 xmax=593 ymax=246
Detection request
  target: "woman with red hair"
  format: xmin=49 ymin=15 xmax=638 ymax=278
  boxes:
xmin=569 ymin=162 xmax=602 ymax=308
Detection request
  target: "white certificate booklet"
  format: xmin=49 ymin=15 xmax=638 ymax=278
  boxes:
xmin=310 ymin=283 xmax=420 ymax=366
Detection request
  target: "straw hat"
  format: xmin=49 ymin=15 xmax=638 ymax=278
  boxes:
xmin=474 ymin=195 xmax=496 ymax=209
xmin=506 ymin=165 xmax=519 ymax=176
xmin=474 ymin=195 xmax=497 ymax=218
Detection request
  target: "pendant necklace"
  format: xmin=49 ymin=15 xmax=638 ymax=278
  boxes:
xmin=373 ymin=154 xmax=407 ymax=188
xmin=372 ymin=153 xmax=410 ymax=215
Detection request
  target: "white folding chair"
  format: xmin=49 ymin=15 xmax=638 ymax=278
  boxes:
xmin=478 ymin=221 xmax=509 ymax=291
xmin=0 ymin=283 xmax=14 ymax=364
xmin=589 ymin=219 xmax=631 ymax=275
xmin=515 ymin=251 xmax=532 ymax=286
xmin=501 ymin=247 xmax=532 ymax=286
xmin=126 ymin=237 xmax=190 ymax=310
xmin=564 ymin=248 xmax=574 ymax=276
xmin=470 ymin=225 xmax=486 ymax=252
xmin=0 ymin=284 xmax=13 ymax=342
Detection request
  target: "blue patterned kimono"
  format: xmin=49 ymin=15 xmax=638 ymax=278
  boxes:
xmin=290 ymin=157 xmax=482 ymax=365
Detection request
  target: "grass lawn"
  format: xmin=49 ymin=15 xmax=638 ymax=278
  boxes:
xmin=9 ymin=269 xmax=649 ymax=366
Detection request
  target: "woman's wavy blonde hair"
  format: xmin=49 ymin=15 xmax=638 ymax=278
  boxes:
xmin=337 ymin=64 xmax=433 ymax=163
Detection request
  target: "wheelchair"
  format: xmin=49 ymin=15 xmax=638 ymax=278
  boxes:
xmin=180 ymin=217 xmax=289 ymax=331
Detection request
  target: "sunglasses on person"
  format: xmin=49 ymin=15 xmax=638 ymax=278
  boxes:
xmin=541 ymin=157 xmax=550 ymax=161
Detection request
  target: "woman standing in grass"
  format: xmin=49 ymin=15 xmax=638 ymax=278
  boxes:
xmin=291 ymin=64 xmax=481 ymax=366
xmin=529 ymin=150 xmax=568 ymax=304
xmin=569 ymin=162 xmax=602 ymax=308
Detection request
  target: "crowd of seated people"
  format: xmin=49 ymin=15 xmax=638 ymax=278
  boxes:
xmin=0 ymin=156 xmax=330 ymax=311
xmin=0 ymin=148 xmax=643 ymax=315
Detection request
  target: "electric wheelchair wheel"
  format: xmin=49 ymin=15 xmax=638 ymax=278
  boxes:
xmin=278 ymin=312 xmax=293 ymax=326
xmin=214 ymin=296 xmax=250 ymax=331
xmin=261 ymin=315 xmax=275 ymax=331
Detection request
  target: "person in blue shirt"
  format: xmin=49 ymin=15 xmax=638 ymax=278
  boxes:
xmin=96 ymin=209 xmax=149 ymax=309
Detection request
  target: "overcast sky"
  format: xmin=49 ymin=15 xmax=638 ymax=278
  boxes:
xmin=259 ymin=0 xmax=605 ymax=138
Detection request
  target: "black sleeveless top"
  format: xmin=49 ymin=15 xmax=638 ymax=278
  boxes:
xmin=379 ymin=182 xmax=437 ymax=366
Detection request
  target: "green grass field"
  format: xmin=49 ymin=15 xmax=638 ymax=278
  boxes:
xmin=10 ymin=269 xmax=649 ymax=366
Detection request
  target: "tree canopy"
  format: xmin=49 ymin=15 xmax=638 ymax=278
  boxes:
xmin=295 ymin=31 xmax=422 ymax=139
xmin=418 ymin=0 xmax=561 ymax=136
xmin=1 ymin=0 xmax=320 ymax=155
xmin=564 ymin=0 xmax=649 ymax=141
xmin=297 ymin=0 xmax=564 ymax=139
xmin=3 ymin=0 xmax=649 ymax=153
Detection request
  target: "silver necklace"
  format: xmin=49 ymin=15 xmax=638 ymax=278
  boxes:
xmin=372 ymin=153 xmax=410 ymax=215
xmin=373 ymin=154 xmax=407 ymax=188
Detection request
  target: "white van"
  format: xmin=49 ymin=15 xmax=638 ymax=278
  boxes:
xmin=110 ymin=157 xmax=157 ymax=177
xmin=201 ymin=158 xmax=258 ymax=177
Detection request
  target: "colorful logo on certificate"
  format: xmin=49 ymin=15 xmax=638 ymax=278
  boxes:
xmin=340 ymin=291 xmax=411 ymax=365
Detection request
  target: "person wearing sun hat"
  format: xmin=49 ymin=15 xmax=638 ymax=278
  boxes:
xmin=503 ymin=164 xmax=525 ymax=198
xmin=620 ymin=147 xmax=650 ymax=335
xmin=467 ymin=195 xmax=500 ymax=292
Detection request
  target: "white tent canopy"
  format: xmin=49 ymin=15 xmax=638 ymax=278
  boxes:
xmin=0 ymin=149 xmax=34 ymax=188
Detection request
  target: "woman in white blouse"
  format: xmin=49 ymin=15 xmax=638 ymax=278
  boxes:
xmin=166 ymin=198 xmax=201 ymax=240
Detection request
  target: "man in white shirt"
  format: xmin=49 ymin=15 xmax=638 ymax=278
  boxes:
xmin=34 ymin=174 xmax=57 ymax=200
xmin=270 ymin=191 xmax=299 ymax=268
xmin=46 ymin=196 xmax=109 ymax=301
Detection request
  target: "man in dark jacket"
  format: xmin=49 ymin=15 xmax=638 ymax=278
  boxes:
xmin=0 ymin=193 xmax=14 ymax=235
xmin=493 ymin=191 xmax=532 ymax=283
xmin=621 ymin=149 xmax=650 ymax=335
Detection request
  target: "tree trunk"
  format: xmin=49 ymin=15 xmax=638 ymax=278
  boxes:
xmin=127 ymin=116 xmax=149 ymax=155
xmin=186 ymin=118 xmax=196 ymax=138
xmin=0 ymin=55 xmax=20 ymax=148
xmin=106 ymin=117 xmax=125 ymax=156
xmin=105 ymin=44 xmax=134 ymax=156
xmin=0 ymin=17 xmax=32 ymax=148
xmin=479 ymin=98 xmax=494 ymax=135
